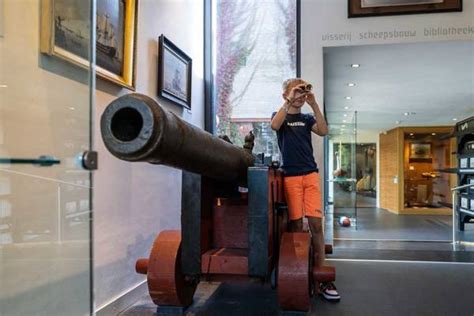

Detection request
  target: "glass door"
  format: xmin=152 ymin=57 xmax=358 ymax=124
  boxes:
xmin=327 ymin=111 xmax=358 ymax=234
xmin=0 ymin=1 xmax=94 ymax=315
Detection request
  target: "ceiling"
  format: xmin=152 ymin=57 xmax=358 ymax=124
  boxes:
xmin=324 ymin=41 xmax=474 ymax=140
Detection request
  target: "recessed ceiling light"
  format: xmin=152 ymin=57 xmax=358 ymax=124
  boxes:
xmin=343 ymin=120 xmax=347 ymax=123
xmin=345 ymin=96 xmax=352 ymax=100
xmin=347 ymin=83 xmax=356 ymax=87
xmin=432 ymin=133 xmax=436 ymax=136
xmin=452 ymin=118 xmax=458 ymax=121
xmin=404 ymin=112 xmax=409 ymax=116
xmin=344 ymin=106 xmax=350 ymax=110
xmin=351 ymin=64 xmax=360 ymax=68
xmin=409 ymin=133 xmax=414 ymax=136
xmin=343 ymin=114 xmax=348 ymax=117
xmin=69 ymin=107 xmax=75 ymax=111
xmin=0 ymin=84 xmax=7 ymax=88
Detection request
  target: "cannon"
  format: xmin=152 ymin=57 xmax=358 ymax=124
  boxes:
xmin=101 ymin=93 xmax=336 ymax=314
xmin=101 ymin=93 xmax=254 ymax=183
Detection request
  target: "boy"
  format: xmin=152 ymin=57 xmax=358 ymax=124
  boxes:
xmin=271 ymin=78 xmax=340 ymax=301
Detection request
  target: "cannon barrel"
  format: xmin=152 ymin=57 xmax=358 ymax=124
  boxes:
xmin=100 ymin=93 xmax=254 ymax=182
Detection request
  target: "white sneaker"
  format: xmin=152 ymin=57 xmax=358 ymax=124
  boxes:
xmin=320 ymin=282 xmax=341 ymax=302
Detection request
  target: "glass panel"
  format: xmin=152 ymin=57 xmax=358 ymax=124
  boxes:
xmin=213 ymin=0 xmax=297 ymax=158
xmin=0 ymin=0 xmax=93 ymax=315
xmin=355 ymin=142 xmax=377 ymax=207
xmin=327 ymin=111 xmax=358 ymax=232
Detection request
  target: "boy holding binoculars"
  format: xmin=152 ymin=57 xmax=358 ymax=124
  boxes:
xmin=271 ymin=78 xmax=340 ymax=301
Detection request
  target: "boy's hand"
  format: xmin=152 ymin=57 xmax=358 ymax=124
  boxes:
xmin=306 ymin=92 xmax=318 ymax=107
xmin=287 ymin=85 xmax=308 ymax=103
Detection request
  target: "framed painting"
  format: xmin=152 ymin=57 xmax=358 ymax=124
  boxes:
xmin=158 ymin=35 xmax=192 ymax=110
xmin=409 ymin=142 xmax=432 ymax=163
xmin=348 ymin=0 xmax=462 ymax=17
xmin=40 ymin=0 xmax=137 ymax=90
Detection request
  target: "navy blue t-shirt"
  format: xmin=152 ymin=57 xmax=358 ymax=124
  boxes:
xmin=271 ymin=112 xmax=318 ymax=176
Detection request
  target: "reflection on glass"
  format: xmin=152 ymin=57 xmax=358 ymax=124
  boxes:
xmin=327 ymin=112 xmax=358 ymax=229
xmin=0 ymin=0 xmax=93 ymax=315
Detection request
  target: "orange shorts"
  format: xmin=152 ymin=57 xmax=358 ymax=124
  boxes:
xmin=284 ymin=172 xmax=322 ymax=220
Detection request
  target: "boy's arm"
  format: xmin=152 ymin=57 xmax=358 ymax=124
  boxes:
xmin=307 ymin=93 xmax=329 ymax=136
xmin=270 ymin=100 xmax=291 ymax=131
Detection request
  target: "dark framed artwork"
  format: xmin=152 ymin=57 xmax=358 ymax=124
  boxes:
xmin=41 ymin=0 xmax=137 ymax=90
xmin=158 ymin=35 xmax=192 ymax=109
xmin=348 ymin=0 xmax=462 ymax=17
xmin=409 ymin=143 xmax=432 ymax=163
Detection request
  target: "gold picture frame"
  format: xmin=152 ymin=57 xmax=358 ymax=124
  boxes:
xmin=40 ymin=0 xmax=137 ymax=90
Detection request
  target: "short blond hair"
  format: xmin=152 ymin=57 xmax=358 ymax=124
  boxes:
xmin=282 ymin=78 xmax=307 ymax=94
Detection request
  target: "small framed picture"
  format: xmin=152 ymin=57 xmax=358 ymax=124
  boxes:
xmin=158 ymin=35 xmax=192 ymax=110
xmin=348 ymin=0 xmax=462 ymax=17
xmin=409 ymin=143 xmax=432 ymax=163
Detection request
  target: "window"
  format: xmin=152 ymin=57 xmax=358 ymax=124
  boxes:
xmin=210 ymin=0 xmax=299 ymax=157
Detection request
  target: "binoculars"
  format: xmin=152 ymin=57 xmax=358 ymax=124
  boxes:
xmin=296 ymin=83 xmax=312 ymax=92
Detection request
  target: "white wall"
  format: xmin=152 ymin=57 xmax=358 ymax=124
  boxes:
xmin=301 ymin=0 xmax=474 ymax=209
xmin=93 ymin=0 xmax=204 ymax=310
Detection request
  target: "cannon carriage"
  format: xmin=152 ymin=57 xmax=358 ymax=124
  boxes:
xmin=100 ymin=93 xmax=336 ymax=314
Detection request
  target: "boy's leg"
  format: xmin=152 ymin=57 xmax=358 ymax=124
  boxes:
xmin=284 ymin=175 xmax=304 ymax=231
xmin=304 ymin=173 xmax=340 ymax=301
xmin=302 ymin=173 xmax=324 ymax=267
xmin=289 ymin=218 xmax=303 ymax=232
xmin=308 ymin=217 xmax=325 ymax=267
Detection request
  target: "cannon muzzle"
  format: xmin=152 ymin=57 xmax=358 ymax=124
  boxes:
xmin=100 ymin=93 xmax=254 ymax=182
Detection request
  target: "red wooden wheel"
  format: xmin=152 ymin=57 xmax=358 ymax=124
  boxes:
xmin=277 ymin=232 xmax=311 ymax=312
xmin=137 ymin=230 xmax=196 ymax=307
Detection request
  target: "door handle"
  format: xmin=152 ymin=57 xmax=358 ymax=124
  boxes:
xmin=0 ymin=155 xmax=60 ymax=166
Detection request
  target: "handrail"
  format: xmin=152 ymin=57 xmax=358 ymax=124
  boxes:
xmin=451 ymin=183 xmax=474 ymax=191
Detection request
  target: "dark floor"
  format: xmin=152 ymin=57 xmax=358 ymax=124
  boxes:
xmin=121 ymin=206 xmax=474 ymax=316
xmin=121 ymin=259 xmax=474 ymax=316
xmin=332 ymin=207 xmax=453 ymax=241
